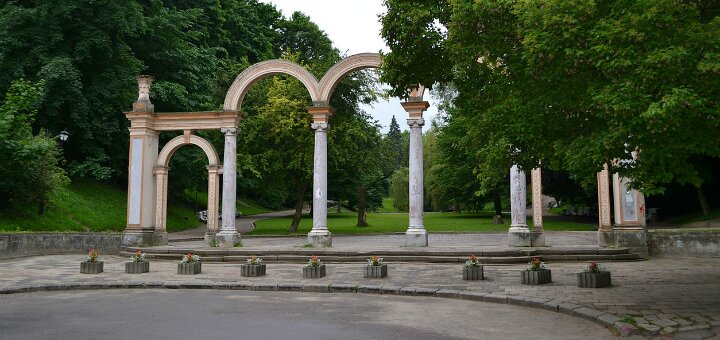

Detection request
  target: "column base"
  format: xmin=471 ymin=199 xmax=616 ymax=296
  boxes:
xmin=307 ymin=231 xmax=332 ymax=247
xmin=598 ymin=229 xmax=648 ymax=257
xmin=208 ymin=231 xmax=241 ymax=248
xmin=508 ymin=231 xmax=545 ymax=247
xmin=121 ymin=230 xmax=167 ymax=247
xmin=405 ymin=228 xmax=428 ymax=247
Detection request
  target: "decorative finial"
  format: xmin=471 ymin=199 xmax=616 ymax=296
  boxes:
xmin=136 ymin=75 xmax=155 ymax=102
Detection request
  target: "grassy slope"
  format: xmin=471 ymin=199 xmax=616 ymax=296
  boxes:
xmin=0 ymin=180 xmax=199 ymax=232
xmin=250 ymin=212 xmax=596 ymax=235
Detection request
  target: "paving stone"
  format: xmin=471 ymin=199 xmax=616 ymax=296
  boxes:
xmin=638 ymin=323 xmax=661 ymax=333
xmin=653 ymin=319 xmax=678 ymax=327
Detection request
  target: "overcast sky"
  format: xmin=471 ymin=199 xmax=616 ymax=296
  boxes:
xmin=259 ymin=0 xmax=438 ymax=132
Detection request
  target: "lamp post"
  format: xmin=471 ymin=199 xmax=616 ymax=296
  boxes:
xmin=57 ymin=129 xmax=70 ymax=146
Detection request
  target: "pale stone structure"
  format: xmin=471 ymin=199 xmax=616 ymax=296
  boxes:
xmin=508 ymin=165 xmax=545 ymax=247
xmin=123 ymin=53 xmax=435 ymax=248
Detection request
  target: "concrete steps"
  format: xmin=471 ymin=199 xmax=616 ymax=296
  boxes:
xmin=121 ymin=247 xmax=642 ymax=264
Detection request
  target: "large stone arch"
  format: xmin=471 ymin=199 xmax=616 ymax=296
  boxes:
xmin=223 ymin=59 xmax=321 ymax=111
xmin=154 ymin=132 xmax=222 ymax=234
xmin=317 ymin=53 xmax=382 ymax=105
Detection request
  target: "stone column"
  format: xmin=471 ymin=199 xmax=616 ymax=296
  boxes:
xmin=531 ymin=168 xmax=543 ymax=232
xmin=123 ymin=75 xmax=165 ymax=246
xmin=509 ymin=165 xmax=528 ymax=230
xmin=206 ymin=164 xmax=222 ymax=234
xmin=597 ymin=163 xmax=612 ymax=231
xmin=307 ymin=107 xmax=334 ymax=247
xmin=598 ymin=173 xmax=648 ymax=256
xmin=401 ymin=101 xmax=430 ymax=246
xmin=214 ymin=127 xmax=240 ymax=248
xmin=153 ymin=165 xmax=169 ymax=233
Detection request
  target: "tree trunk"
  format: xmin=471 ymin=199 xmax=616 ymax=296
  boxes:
xmin=493 ymin=191 xmax=504 ymax=224
xmin=288 ymin=174 xmax=306 ymax=232
xmin=337 ymin=202 xmax=341 ymax=213
xmin=356 ymin=186 xmax=368 ymax=227
xmin=697 ymin=184 xmax=711 ymax=216
xmin=37 ymin=198 xmax=46 ymax=216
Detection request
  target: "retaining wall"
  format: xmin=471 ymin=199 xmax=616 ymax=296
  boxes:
xmin=0 ymin=233 xmax=121 ymax=259
xmin=647 ymin=229 xmax=720 ymax=256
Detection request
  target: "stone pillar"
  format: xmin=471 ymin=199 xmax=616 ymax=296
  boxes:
xmin=307 ymin=107 xmax=334 ymax=247
xmin=153 ymin=165 xmax=169 ymax=234
xmin=401 ymin=101 xmax=430 ymax=247
xmin=206 ymin=164 xmax=222 ymax=235
xmin=508 ymin=165 xmax=544 ymax=246
xmin=597 ymin=163 xmax=612 ymax=231
xmin=213 ymin=127 xmax=240 ymax=248
xmin=123 ymin=75 xmax=166 ymax=246
xmin=597 ymin=173 xmax=648 ymax=256
xmin=531 ymin=168 xmax=543 ymax=232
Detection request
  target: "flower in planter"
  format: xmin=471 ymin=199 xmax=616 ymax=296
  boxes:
xmin=130 ymin=250 xmax=146 ymax=263
xmin=465 ymin=255 xmax=481 ymax=267
xmin=246 ymin=256 xmax=262 ymax=266
xmin=307 ymin=255 xmax=322 ymax=267
xmin=180 ymin=253 xmax=200 ymax=263
xmin=584 ymin=261 xmax=605 ymax=273
xmin=85 ymin=249 xmax=103 ymax=263
xmin=526 ymin=257 xmax=546 ymax=271
xmin=367 ymin=256 xmax=384 ymax=266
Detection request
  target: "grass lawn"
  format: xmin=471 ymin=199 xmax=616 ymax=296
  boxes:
xmin=669 ymin=208 xmax=720 ymax=225
xmin=0 ymin=180 xmax=200 ymax=233
xmin=250 ymin=211 xmax=596 ymax=235
xmin=182 ymin=189 xmax=271 ymax=216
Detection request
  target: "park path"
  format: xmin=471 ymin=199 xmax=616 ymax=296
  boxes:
xmin=168 ymin=209 xmax=295 ymax=241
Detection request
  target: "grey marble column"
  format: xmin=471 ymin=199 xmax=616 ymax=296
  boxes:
xmin=509 ymin=164 xmax=528 ymax=230
xmin=405 ymin=118 xmax=427 ymax=246
xmin=308 ymin=122 xmax=332 ymax=247
xmin=214 ymin=127 xmax=240 ymax=248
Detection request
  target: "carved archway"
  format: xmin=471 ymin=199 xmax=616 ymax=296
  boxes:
xmin=154 ymin=132 xmax=222 ymax=234
xmin=223 ymin=59 xmax=321 ymax=111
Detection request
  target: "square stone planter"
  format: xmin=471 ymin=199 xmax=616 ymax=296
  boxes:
xmin=364 ymin=264 xmax=388 ymax=278
xmin=241 ymin=264 xmax=266 ymax=277
xmin=303 ymin=264 xmax=326 ymax=278
xmin=463 ymin=265 xmax=484 ymax=280
xmin=80 ymin=261 xmax=103 ymax=274
xmin=177 ymin=262 xmax=202 ymax=275
xmin=577 ymin=271 xmax=611 ymax=288
xmin=125 ymin=261 xmax=150 ymax=274
xmin=521 ymin=269 xmax=552 ymax=285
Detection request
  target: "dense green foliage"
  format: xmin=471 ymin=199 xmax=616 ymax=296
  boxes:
xmin=0 ymin=79 xmax=68 ymax=210
xmin=381 ymin=0 xmax=720 ymax=214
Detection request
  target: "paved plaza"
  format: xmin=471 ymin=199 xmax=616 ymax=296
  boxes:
xmin=1 ymin=232 xmax=719 ymax=339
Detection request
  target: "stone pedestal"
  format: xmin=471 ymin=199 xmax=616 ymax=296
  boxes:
xmin=598 ymin=230 xmax=648 ymax=257
xmin=405 ymin=229 xmax=428 ymax=247
xmin=307 ymin=232 xmax=332 ymax=248
xmin=121 ymin=231 xmax=167 ymax=247
xmin=508 ymin=231 xmax=545 ymax=247
xmin=211 ymin=231 xmax=241 ymax=248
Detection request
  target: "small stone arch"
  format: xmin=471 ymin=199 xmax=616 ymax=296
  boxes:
xmin=317 ymin=53 xmax=382 ymax=105
xmin=223 ymin=59 xmax=321 ymax=111
xmin=154 ymin=132 xmax=222 ymax=234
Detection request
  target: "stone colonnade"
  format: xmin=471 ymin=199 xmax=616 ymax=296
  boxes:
xmin=123 ymin=53 xmax=433 ymax=248
xmin=508 ymin=161 xmax=646 ymax=250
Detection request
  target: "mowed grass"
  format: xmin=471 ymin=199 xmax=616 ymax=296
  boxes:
xmin=182 ymin=189 xmax=271 ymax=216
xmin=0 ymin=180 xmax=200 ymax=233
xmin=249 ymin=212 xmax=596 ymax=235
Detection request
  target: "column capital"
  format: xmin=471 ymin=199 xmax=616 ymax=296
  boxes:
xmin=400 ymin=101 xmax=430 ymax=120
xmin=311 ymin=122 xmax=329 ymax=132
xmin=221 ymin=127 xmax=237 ymax=135
xmin=153 ymin=165 xmax=169 ymax=175
xmin=407 ymin=118 xmax=425 ymax=128
xmin=308 ymin=106 xmax=334 ymax=124
xmin=206 ymin=164 xmax=222 ymax=172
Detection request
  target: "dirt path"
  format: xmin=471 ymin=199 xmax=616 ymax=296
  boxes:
xmin=168 ymin=209 xmax=295 ymax=241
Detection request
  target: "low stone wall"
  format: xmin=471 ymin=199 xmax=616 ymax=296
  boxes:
xmin=648 ymin=229 xmax=720 ymax=256
xmin=0 ymin=233 xmax=121 ymax=259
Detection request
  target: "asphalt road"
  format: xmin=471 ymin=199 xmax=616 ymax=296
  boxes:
xmin=0 ymin=289 xmax=615 ymax=340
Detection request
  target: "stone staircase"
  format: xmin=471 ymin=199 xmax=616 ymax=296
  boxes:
xmin=121 ymin=246 xmax=642 ymax=264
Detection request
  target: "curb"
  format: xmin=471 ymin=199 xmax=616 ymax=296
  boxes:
xmin=0 ymin=281 xmax=634 ymax=336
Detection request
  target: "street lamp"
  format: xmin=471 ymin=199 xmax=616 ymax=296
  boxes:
xmin=57 ymin=129 xmax=70 ymax=146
